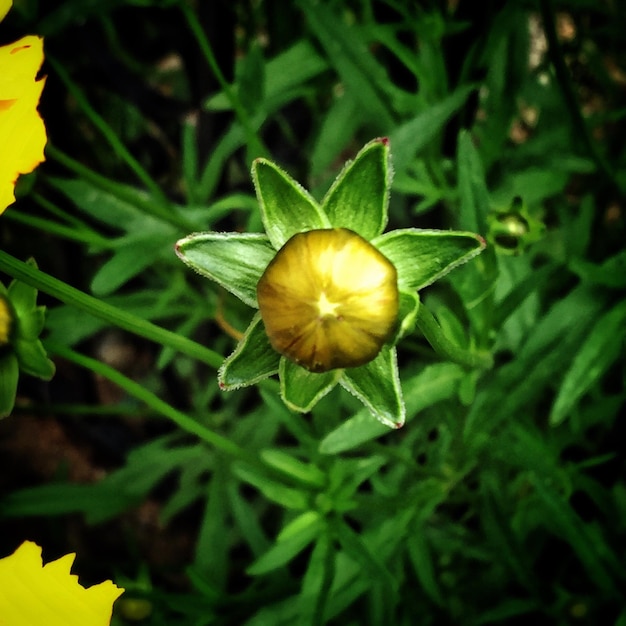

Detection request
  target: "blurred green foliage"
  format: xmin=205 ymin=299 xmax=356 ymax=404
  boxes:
xmin=1 ymin=0 xmax=625 ymax=624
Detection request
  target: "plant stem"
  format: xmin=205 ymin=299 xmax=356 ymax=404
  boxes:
xmin=0 ymin=250 xmax=223 ymax=369
xmin=416 ymin=305 xmax=493 ymax=370
xmin=181 ymin=3 xmax=268 ymax=159
xmin=45 ymin=341 xmax=251 ymax=461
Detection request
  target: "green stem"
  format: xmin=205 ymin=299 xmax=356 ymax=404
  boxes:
xmin=4 ymin=207 xmax=110 ymax=248
xmin=0 ymin=250 xmax=223 ymax=369
xmin=181 ymin=4 xmax=268 ymax=159
xmin=44 ymin=341 xmax=250 ymax=461
xmin=416 ymin=305 xmax=493 ymax=370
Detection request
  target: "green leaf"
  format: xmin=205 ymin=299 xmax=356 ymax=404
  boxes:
xmin=233 ymin=463 xmax=310 ymax=511
xmin=373 ymin=228 xmax=486 ymax=291
xmin=299 ymin=0 xmax=395 ymax=130
xmin=14 ymin=338 xmax=55 ymax=380
xmin=457 ymin=129 xmax=491 ymax=234
xmin=0 ymin=353 xmax=19 ymax=418
xmin=321 ymin=138 xmax=390 ymax=240
xmin=298 ymin=533 xmax=334 ymax=626
xmin=236 ymin=41 xmax=265 ymax=115
xmin=280 ymin=358 xmax=342 ymax=413
xmin=91 ymin=234 xmax=172 ymax=296
xmin=218 ymin=313 xmax=280 ymax=390
xmin=389 ymin=84 xmax=476 ymax=175
xmin=320 ymin=363 xmax=463 ymax=453
xmin=175 ymin=232 xmax=275 ymax=307
xmin=252 ymin=158 xmax=330 ymax=249
xmin=260 ymin=449 xmax=326 ymax=488
xmin=340 ymin=346 xmax=404 ymax=428
xmin=550 ymin=299 xmax=626 ymax=426
xmin=247 ymin=512 xmax=323 ymax=576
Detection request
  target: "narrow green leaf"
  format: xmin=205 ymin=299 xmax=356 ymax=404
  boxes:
xmin=550 ymin=299 xmax=626 ymax=426
xmin=175 ymin=232 xmax=275 ymax=308
xmin=299 ymin=0 xmax=395 ymax=130
xmin=531 ymin=475 xmax=618 ymax=594
xmin=407 ymin=529 xmax=444 ymax=607
xmin=280 ymin=358 xmax=342 ymax=413
xmin=389 ymin=84 xmax=476 ymax=175
xmin=252 ymin=159 xmax=330 ymax=249
xmin=278 ymin=511 xmax=323 ymax=542
xmin=0 ymin=353 xmax=19 ymax=418
xmin=219 ymin=313 xmax=280 ymax=390
xmin=233 ymin=463 xmax=310 ymax=511
xmin=457 ymin=129 xmax=491 ymax=234
xmin=322 ymin=138 xmax=390 ymax=239
xmin=247 ymin=514 xmax=323 ymax=576
xmin=260 ymin=449 xmax=326 ymax=488
xmin=298 ymin=533 xmax=334 ymax=626
xmin=373 ymin=228 xmax=486 ymax=291
xmin=340 ymin=346 xmax=404 ymax=428
xmin=91 ymin=234 xmax=171 ymax=296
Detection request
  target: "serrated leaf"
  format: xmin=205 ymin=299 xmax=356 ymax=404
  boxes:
xmin=322 ymin=138 xmax=390 ymax=240
xmin=176 ymin=232 xmax=275 ymax=308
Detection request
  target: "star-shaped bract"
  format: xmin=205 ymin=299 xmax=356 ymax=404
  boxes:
xmin=176 ymin=138 xmax=485 ymax=427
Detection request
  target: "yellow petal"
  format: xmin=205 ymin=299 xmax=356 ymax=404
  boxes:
xmin=257 ymin=228 xmax=399 ymax=372
xmin=0 ymin=35 xmax=47 ymax=214
xmin=0 ymin=541 xmax=124 ymax=626
xmin=0 ymin=0 xmax=11 ymax=22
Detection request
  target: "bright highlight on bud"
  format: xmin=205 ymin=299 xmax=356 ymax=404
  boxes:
xmin=257 ymin=228 xmax=399 ymax=372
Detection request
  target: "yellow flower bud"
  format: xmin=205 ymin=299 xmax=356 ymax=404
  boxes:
xmin=257 ymin=228 xmax=399 ymax=372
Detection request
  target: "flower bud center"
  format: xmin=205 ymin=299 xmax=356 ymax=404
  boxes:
xmin=257 ymin=228 xmax=399 ymax=373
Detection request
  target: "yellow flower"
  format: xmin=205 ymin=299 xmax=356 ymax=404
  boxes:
xmin=0 ymin=0 xmax=47 ymax=214
xmin=0 ymin=541 xmax=124 ymax=626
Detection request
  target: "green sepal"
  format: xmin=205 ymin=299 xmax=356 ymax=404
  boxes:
xmin=16 ymin=307 xmax=46 ymax=341
xmin=252 ymin=158 xmax=330 ymax=249
xmin=373 ymin=228 xmax=486 ymax=291
xmin=218 ymin=313 xmax=280 ymax=390
xmin=175 ymin=232 xmax=275 ymax=308
xmin=321 ymin=137 xmax=390 ymax=240
xmin=0 ymin=352 xmax=19 ymax=418
xmin=280 ymin=358 xmax=342 ymax=413
xmin=14 ymin=338 xmax=55 ymax=380
xmin=395 ymin=290 xmax=420 ymax=342
xmin=340 ymin=346 xmax=405 ymax=428
xmin=7 ymin=260 xmax=38 ymax=318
